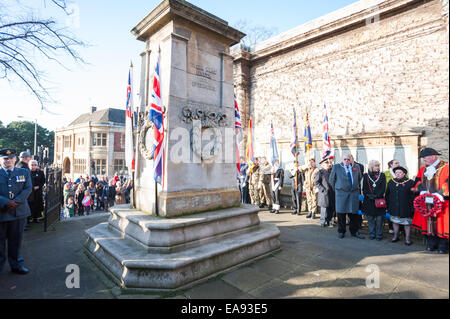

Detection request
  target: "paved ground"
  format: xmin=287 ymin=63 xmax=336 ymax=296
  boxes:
xmin=0 ymin=208 xmax=448 ymax=299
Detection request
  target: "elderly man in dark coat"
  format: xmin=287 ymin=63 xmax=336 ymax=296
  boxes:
xmin=315 ymin=157 xmax=335 ymax=227
xmin=329 ymin=154 xmax=364 ymax=239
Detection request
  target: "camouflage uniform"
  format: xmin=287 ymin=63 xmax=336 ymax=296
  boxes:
xmin=249 ymin=165 xmax=260 ymax=206
xmin=304 ymin=166 xmax=319 ymax=217
xmin=258 ymin=162 xmax=273 ymax=207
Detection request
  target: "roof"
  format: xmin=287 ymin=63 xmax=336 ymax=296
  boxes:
xmin=68 ymin=108 xmax=126 ymax=127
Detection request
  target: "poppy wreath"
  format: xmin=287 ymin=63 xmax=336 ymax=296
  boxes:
xmin=413 ymin=193 xmax=443 ymax=217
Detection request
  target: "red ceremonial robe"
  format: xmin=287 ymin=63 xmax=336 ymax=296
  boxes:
xmin=412 ymin=161 xmax=449 ymax=239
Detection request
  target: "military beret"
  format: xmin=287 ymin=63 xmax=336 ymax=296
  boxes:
xmin=419 ymin=148 xmax=441 ymax=158
xmin=0 ymin=148 xmax=17 ymax=158
xmin=393 ymin=166 xmax=408 ymax=175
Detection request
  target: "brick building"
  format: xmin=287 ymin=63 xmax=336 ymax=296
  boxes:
xmin=54 ymin=107 xmax=130 ymax=180
xmin=233 ymin=0 xmax=449 ymax=177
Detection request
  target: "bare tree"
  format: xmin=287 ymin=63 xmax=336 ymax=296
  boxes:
xmin=233 ymin=19 xmax=277 ymax=52
xmin=0 ymin=0 xmax=85 ymax=111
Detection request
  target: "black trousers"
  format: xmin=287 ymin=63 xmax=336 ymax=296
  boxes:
xmin=241 ymin=185 xmax=250 ymax=204
xmin=0 ymin=218 xmax=26 ymax=271
xmin=427 ymin=235 xmax=449 ymax=251
xmin=291 ymin=189 xmax=302 ymax=213
xmin=272 ymin=189 xmax=281 ymax=210
xmin=337 ymin=213 xmax=360 ymax=235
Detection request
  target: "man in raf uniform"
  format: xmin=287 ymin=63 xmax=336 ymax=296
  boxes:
xmin=0 ymin=148 xmax=32 ymax=274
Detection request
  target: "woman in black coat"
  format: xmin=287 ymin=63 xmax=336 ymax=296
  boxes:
xmin=28 ymin=160 xmax=46 ymax=223
xmin=385 ymin=166 xmax=416 ymax=245
xmin=362 ymin=160 xmax=386 ymax=240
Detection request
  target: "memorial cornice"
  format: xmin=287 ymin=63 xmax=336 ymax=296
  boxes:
xmin=131 ymin=0 xmax=245 ymax=45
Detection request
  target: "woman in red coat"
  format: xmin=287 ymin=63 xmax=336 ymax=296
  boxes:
xmin=412 ymin=148 xmax=449 ymax=254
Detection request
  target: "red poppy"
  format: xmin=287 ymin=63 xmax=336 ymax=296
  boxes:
xmin=352 ymin=168 xmax=357 ymax=171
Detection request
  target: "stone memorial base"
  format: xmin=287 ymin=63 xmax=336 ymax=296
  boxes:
xmin=85 ymin=204 xmax=281 ymax=292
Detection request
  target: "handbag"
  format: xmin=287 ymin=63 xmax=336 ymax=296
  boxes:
xmin=375 ymin=198 xmax=386 ymax=208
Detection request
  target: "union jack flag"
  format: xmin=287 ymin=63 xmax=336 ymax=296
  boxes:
xmin=149 ymin=53 xmax=165 ymax=186
xmin=290 ymin=107 xmax=300 ymax=162
xmin=234 ymin=95 xmax=242 ymax=175
xmin=234 ymin=94 xmax=242 ymax=130
xmin=125 ymin=65 xmax=135 ymax=172
xmin=322 ymin=104 xmax=332 ymax=160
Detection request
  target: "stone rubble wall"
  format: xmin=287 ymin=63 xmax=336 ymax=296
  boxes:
xmin=234 ymin=0 xmax=449 ymax=162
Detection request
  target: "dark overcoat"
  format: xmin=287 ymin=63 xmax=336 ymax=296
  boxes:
xmin=28 ymin=169 xmax=46 ymax=216
xmin=314 ymin=168 xmax=334 ymax=208
xmin=361 ymin=172 xmax=386 ymax=216
xmin=385 ymin=178 xmax=415 ymax=218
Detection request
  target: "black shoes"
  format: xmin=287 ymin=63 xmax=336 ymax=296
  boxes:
xmin=351 ymin=232 xmax=365 ymax=239
xmin=405 ymin=241 xmax=413 ymax=246
xmin=426 ymin=246 xmax=436 ymax=251
xmin=291 ymin=211 xmax=298 ymax=215
xmin=392 ymin=237 xmax=400 ymax=243
xmin=11 ymin=266 xmax=29 ymax=275
xmin=306 ymin=212 xmax=312 ymax=218
xmin=437 ymin=249 xmax=448 ymax=254
xmin=338 ymin=233 xmax=345 ymax=239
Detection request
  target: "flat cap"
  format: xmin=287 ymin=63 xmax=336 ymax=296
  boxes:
xmin=19 ymin=151 xmax=31 ymax=158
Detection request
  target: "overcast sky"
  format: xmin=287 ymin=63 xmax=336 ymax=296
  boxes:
xmin=0 ymin=0 xmax=357 ymax=131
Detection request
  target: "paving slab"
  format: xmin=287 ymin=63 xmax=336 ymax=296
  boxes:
xmin=221 ymin=266 xmax=274 ymax=292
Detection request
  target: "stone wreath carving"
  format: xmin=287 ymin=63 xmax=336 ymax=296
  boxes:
xmin=181 ymin=106 xmax=227 ymax=128
xmin=182 ymin=107 xmax=224 ymax=161
xmin=191 ymin=123 xmax=222 ymax=162
xmin=138 ymin=113 xmax=154 ymax=161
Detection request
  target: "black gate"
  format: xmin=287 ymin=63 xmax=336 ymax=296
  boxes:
xmin=43 ymin=165 xmax=63 ymax=232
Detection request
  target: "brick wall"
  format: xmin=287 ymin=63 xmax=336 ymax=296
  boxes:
xmin=114 ymin=132 xmax=124 ymax=152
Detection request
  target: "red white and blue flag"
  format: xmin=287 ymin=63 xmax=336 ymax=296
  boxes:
xmin=125 ymin=64 xmax=135 ymax=172
xmin=322 ymin=104 xmax=332 ymax=160
xmin=149 ymin=53 xmax=165 ymax=186
xmin=234 ymin=94 xmax=242 ymax=174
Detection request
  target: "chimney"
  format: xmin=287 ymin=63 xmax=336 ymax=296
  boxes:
xmin=90 ymin=106 xmax=97 ymax=113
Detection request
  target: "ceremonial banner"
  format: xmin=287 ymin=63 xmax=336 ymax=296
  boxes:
xmin=304 ymin=108 xmax=312 ymax=156
xmin=322 ymin=104 xmax=332 ymax=160
xmin=290 ymin=107 xmax=300 ymax=162
xmin=125 ymin=64 xmax=135 ymax=172
xmin=245 ymin=119 xmax=254 ymax=166
xmin=235 ymin=95 xmax=242 ymax=174
xmin=270 ymin=122 xmax=279 ymax=165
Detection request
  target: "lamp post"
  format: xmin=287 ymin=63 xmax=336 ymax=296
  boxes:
xmin=18 ymin=116 xmax=37 ymax=157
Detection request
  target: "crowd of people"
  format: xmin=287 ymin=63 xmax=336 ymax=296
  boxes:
xmin=61 ymin=172 xmax=133 ymax=219
xmin=238 ymin=148 xmax=449 ymax=254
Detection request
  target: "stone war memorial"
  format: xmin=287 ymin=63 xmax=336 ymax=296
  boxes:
xmin=85 ymin=0 xmax=281 ymax=292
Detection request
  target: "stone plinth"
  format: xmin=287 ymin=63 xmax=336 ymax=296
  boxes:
xmin=85 ymin=205 xmax=281 ymax=291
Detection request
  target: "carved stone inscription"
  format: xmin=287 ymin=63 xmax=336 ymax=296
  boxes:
xmin=190 ymin=63 xmax=218 ymax=92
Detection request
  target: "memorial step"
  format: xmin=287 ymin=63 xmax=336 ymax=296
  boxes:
xmin=85 ymin=220 xmax=280 ymax=291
